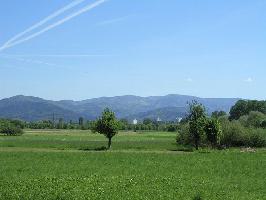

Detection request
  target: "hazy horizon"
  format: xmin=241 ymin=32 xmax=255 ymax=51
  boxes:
xmin=1 ymin=0 xmax=265 ymax=100
xmin=0 ymin=93 xmax=254 ymax=102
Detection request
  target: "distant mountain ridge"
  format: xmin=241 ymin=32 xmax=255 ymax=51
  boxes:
xmin=0 ymin=94 xmax=240 ymax=122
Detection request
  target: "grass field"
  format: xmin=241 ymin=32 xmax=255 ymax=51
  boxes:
xmin=0 ymin=130 xmax=265 ymax=200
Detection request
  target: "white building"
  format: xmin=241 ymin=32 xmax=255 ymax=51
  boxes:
xmin=177 ymin=117 xmax=183 ymax=123
xmin=133 ymin=119 xmax=138 ymax=125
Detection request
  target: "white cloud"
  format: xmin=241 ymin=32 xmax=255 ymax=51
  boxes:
xmin=185 ymin=78 xmax=193 ymax=82
xmin=244 ymin=77 xmax=253 ymax=83
xmin=97 ymin=15 xmax=133 ymax=26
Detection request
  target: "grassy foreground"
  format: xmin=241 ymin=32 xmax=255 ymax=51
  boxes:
xmin=0 ymin=130 xmax=265 ymax=200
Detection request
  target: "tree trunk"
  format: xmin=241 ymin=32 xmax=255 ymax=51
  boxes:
xmin=195 ymin=139 xmax=199 ymax=150
xmin=108 ymin=137 xmax=112 ymax=149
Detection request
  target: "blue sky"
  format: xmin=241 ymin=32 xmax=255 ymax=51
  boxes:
xmin=0 ymin=0 xmax=265 ymax=100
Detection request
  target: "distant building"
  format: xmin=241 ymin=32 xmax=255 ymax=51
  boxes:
xmin=133 ymin=119 xmax=138 ymax=125
xmin=177 ymin=117 xmax=183 ymax=123
xmin=157 ymin=117 xmax=162 ymax=122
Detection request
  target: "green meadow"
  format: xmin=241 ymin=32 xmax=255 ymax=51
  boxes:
xmin=0 ymin=130 xmax=265 ymax=200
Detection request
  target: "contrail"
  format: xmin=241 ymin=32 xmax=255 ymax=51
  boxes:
xmin=0 ymin=54 xmax=114 ymax=58
xmin=0 ymin=0 xmax=107 ymax=52
xmin=0 ymin=54 xmax=57 ymax=67
xmin=2 ymin=0 xmax=86 ymax=47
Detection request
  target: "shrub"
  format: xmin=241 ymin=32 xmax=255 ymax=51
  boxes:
xmin=167 ymin=124 xmax=177 ymax=132
xmin=220 ymin=121 xmax=249 ymax=147
xmin=246 ymin=111 xmax=266 ymax=128
xmin=177 ymin=113 xmax=266 ymax=148
xmin=0 ymin=124 xmax=24 ymax=136
xmin=247 ymin=129 xmax=266 ymax=147
xmin=220 ymin=120 xmax=266 ymax=147
xmin=176 ymin=124 xmax=193 ymax=145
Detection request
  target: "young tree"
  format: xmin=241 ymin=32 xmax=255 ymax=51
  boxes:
xmin=188 ymin=101 xmax=207 ymax=150
xmin=93 ymin=108 xmax=119 ymax=149
xmin=205 ymin=118 xmax=222 ymax=148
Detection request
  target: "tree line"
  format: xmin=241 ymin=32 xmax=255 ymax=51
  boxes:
xmin=5 ymin=117 xmax=179 ymax=132
xmin=1 ymin=99 xmax=266 ymax=150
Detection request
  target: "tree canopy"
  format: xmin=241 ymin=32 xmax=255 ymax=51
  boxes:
xmin=229 ymin=100 xmax=266 ymax=120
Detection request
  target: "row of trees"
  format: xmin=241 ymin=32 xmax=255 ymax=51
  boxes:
xmin=20 ymin=118 xmax=178 ymax=132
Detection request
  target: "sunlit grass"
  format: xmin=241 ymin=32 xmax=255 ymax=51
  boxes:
xmin=0 ymin=130 xmax=265 ymax=199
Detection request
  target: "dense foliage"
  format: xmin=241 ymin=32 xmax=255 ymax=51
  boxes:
xmin=0 ymin=119 xmax=24 ymax=136
xmin=229 ymin=100 xmax=266 ymax=120
xmin=177 ymin=102 xmax=266 ymax=148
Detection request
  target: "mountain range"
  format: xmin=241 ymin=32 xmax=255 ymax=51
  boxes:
xmin=0 ymin=95 xmax=240 ymax=122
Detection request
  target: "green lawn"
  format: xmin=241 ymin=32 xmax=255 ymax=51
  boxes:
xmin=0 ymin=130 xmax=265 ymax=200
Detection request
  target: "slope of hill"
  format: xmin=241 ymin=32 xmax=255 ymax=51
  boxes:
xmin=0 ymin=95 xmax=240 ymax=121
xmin=0 ymin=96 xmax=81 ymax=121
xmin=126 ymin=107 xmax=188 ymax=121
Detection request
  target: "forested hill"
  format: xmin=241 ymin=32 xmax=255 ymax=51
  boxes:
xmin=0 ymin=95 xmax=240 ymax=121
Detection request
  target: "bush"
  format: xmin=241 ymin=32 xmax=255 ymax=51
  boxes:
xmin=167 ymin=124 xmax=177 ymax=132
xmin=205 ymin=119 xmax=222 ymax=148
xmin=220 ymin=121 xmax=249 ymax=147
xmin=176 ymin=124 xmax=193 ymax=145
xmin=247 ymin=129 xmax=266 ymax=147
xmin=0 ymin=122 xmax=24 ymax=136
xmin=178 ymin=116 xmax=266 ymax=148
xmin=220 ymin=120 xmax=266 ymax=147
